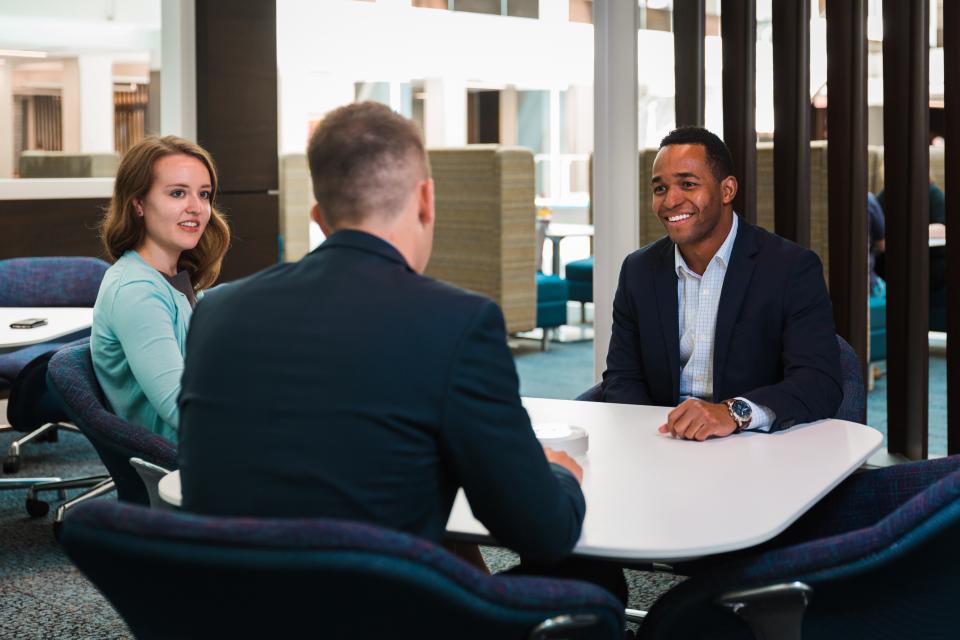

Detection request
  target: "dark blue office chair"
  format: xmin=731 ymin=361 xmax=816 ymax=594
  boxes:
xmin=34 ymin=343 xmax=177 ymax=532
xmin=636 ymin=455 xmax=960 ymax=639
xmin=61 ymin=500 xmax=625 ymax=640
xmin=0 ymin=256 xmax=109 ymax=472
xmin=576 ymin=335 xmax=866 ymax=424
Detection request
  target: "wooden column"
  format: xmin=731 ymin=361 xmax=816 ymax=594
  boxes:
xmin=882 ymin=0 xmax=929 ymax=460
xmin=772 ymin=0 xmax=811 ymax=247
xmin=721 ymin=0 xmax=756 ymax=223
xmin=946 ymin=0 xmax=960 ymax=454
xmin=673 ymin=0 xmax=705 ymax=127
xmin=195 ymin=0 xmax=280 ymax=282
xmin=825 ymin=0 xmax=869 ymax=414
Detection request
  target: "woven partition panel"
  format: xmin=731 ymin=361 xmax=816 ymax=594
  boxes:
xmin=929 ymin=145 xmax=945 ymax=190
xmin=638 ymin=148 xmax=665 ymax=247
xmin=756 ymin=142 xmax=776 ymax=232
xmin=279 ymin=154 xmax=314 ymax=262
xmin=868 ymin=145 xmax=886 ymax=195
xmin=810 ymin=141 xmax=830 ymax=285
xmin=425 ymin=146 xmax=536 ymax=334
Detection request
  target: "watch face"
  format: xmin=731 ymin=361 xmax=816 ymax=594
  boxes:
xmin=731 ymin=399 xmax=752 ymax=419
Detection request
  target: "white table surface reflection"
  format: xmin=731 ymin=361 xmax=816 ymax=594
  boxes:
xmin=0 ymin=307 xmax=93 ymax=351
xmin=445 ymin=397 xmax=882 ymax=563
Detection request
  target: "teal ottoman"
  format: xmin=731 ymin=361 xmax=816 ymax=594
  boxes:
xmin=536 ymin=272 xmax=568 ymax=350
xmin=564 ymin=257 xmax=593 ymax=323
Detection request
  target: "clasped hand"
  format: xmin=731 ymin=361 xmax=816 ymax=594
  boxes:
xmin=658 ymin=398 xmax=737 ymax=441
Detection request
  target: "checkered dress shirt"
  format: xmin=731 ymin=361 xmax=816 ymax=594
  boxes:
xmin=675 ymin=215 xmax=774 ymax=431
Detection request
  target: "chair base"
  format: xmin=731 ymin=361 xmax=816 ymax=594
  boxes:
xmin=3 ymin=422 xmax=77 ymax=474
xmin=0 ymin=476 xmax=62 ymax=490
xmin=26 ymin=476 xmax=114 ymax=536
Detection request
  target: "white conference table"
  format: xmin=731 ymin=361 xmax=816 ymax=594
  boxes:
xmin=0 ymin=307 xmax=93 ymax=352
xmin=159 ymin=397 xmax=882 ymax=564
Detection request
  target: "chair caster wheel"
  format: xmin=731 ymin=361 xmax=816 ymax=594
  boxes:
xmin=26 ymin=497 xmax=50 ymax=518
xmin=3 ymin=456 xmax=20 ymax=474
xmin=42 ymin=428 xmax=59 ymax=443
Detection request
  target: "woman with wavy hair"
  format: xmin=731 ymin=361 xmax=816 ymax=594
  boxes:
xmin=91 ymin=136 xmax=230 ymax=442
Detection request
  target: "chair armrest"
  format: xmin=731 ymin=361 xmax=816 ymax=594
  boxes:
xmin=716 ymin=582 xmax=812 ymax=640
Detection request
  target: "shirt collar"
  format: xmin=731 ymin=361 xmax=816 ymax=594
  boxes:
xmin=674 ymin=213 xmax=740 ymax=278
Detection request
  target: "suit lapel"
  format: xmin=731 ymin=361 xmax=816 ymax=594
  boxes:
xmin=713 ymin=219 xmax=760 ymax=400
xmin=652 ymin=242 xmax=681 ymax=403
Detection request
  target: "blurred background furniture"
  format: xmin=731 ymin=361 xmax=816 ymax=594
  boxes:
xmin=638 ymin=456 xmax=960 ymax=639
xmin=0 ymin=256 xmax=108 ymax=473
xmin=61 ymin=500 xmax=625 ymax=640
xmin=18 ymin=151 xmax=120 ymax=179
xmin=564 ymin=256 xmax=593 ymax=323
xmin=534 ymin=272 xmax=568 ymax=350
xmin=544 ymin=222 xmax=594 ymax=277
xmin=425 ymin=146 xmax=536 ymax=335
xmin=2 ymin=337 xmax=110 ymax=517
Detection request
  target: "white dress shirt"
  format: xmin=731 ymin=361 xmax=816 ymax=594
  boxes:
xmin=675 ymin=215 xmax=775 ymax=431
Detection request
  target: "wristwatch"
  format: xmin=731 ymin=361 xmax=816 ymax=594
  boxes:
xmin=724 ymin=398 xmax=753 ymax=433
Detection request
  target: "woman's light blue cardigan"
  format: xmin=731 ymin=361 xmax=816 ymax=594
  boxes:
xmin=90 ymin=251 xmax=196 ymax=442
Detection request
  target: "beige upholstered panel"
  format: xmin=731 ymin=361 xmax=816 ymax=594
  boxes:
xmin=929 ymin=145 xmax=945 ymax=190
xmin=425 ymin=146 xmax=536 ymax=334
xmin=638 ymin=148 xmax=665 ymax=247
xmin=279 ymin=154 xmax=314 ymax=262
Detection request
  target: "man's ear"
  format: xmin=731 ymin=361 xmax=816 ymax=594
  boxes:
xmin=311 ymin=204 xmax=333 ymax=236
xmin=417 ymin=178 xmax=435 ymax=227
xmin=721 ymin=175 xmax=738 ymax=206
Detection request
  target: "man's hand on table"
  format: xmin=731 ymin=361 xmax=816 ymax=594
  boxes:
xmin=544 ymin=447 xmax=583 ymax=483
xmin=659 ymin=398 xmax=737 ymax=441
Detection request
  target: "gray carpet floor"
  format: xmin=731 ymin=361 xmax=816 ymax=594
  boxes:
xmin=0 ymin=333 xmax=948 ymax=637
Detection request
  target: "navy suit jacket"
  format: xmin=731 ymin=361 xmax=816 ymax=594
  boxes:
xmin=601 ymin=217 xmax=842 ymax=430
xmin=178 ymin=230 xmax=584 ymax=563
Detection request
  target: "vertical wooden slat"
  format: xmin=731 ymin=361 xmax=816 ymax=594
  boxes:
xmin=825 ymin=0 xmax=869 ymax=416
xmin=772 ymin=0 xmax=811 ymax=247
xmin=196 ymin=0 xmax=280 ymax=281
xmin=946 ymin=0 xmax=960 ymax=454
xmin=883 ymin=0 xmax=929 ymax=460
xmin=721 ymin=0 xmax=757 ymax=223
xmin=673 ymin=0 xmax=705 ymax=127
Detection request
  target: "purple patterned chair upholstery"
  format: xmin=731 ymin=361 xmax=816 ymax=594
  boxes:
xmin=61 ymin=500 xmax=624 ymax=639
xmin=639 ymin=456 xmax=960 ymax=639
xmin=37 ymin=344 xmax=177 ymax=531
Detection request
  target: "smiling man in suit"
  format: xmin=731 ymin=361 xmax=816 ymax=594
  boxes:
xmin=601 ymin=126 xmax=842 ymax=439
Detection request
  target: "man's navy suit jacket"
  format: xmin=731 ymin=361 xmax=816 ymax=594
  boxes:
xmin=178 ymin=230 xmax=584 ymax=563
xmin=601 ymin=217 xmax=843 ymax=430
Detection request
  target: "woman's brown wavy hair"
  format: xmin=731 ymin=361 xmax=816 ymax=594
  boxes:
xmin=100 ymin=136 xmax=230 ymax=290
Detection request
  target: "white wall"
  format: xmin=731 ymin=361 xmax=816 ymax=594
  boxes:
xmin=160 ymin=0 xmax=195 ymax=139
xmin=78 ymin=55 xmax=115 ymax=153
